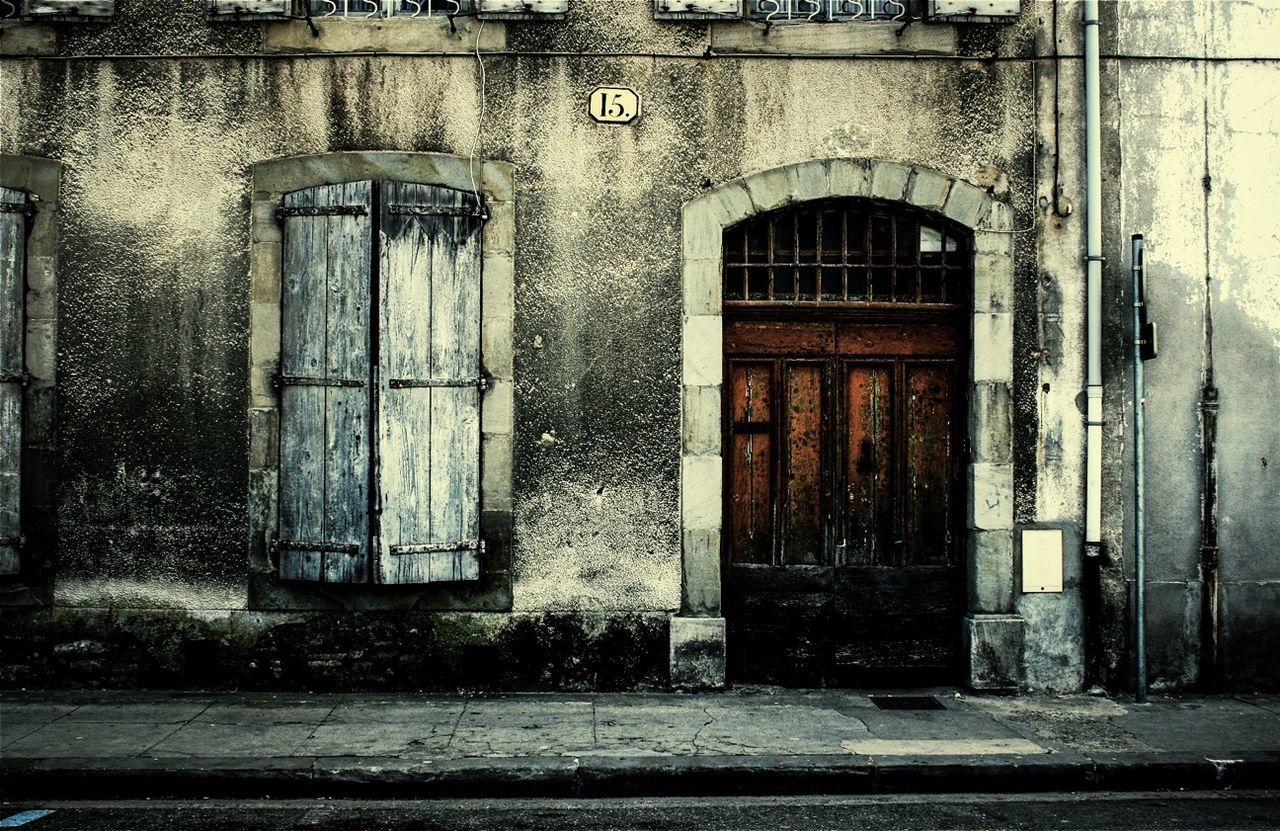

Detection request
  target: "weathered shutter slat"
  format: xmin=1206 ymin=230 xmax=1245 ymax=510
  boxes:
xmin=377 ymin=182 xmax=482 ymax=584
xmin=279 ymin=182 xmax=372 ymax=583
xmin=0 ymin=187 xmax=24 ymax=576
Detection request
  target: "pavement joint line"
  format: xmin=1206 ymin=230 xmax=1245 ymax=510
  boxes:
xmin=290 ymin=704 xmax=338 ymax=757
xmin=139 ymin=702 xmax=214 ymax=758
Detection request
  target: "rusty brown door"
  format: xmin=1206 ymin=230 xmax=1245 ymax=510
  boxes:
xmin=721 ymin=199 xmax=970 ymax=687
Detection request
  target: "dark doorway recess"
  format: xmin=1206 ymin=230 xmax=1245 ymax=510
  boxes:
xmin=722 ymin=198 xmax=971 ymax=688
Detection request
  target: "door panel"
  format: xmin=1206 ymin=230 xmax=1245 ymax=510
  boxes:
xmin=727 ymin=362 xmax=775 ymax=565
xmin=782 ymin=362 xmax=825 ymax=566
xmin=904 ymin=363 xmax=959 ymax=567
xmin=843 ymin=363 xmax=893 ymax=567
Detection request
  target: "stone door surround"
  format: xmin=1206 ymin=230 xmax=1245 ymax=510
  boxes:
xmin=671 ymin=158 xmax=1024 ymax=691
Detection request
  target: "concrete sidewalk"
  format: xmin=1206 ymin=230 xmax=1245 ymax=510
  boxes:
xmin=2 ymin=689 xmax=1278 ymax=798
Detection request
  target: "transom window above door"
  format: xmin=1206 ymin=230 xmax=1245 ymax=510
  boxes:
xmin=722 ymin=199 xmax=972 ymax=309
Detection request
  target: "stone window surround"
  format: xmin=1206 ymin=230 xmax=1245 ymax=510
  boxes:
xmin=0 ymin=154 xmax=60 ymax=605
xmin=246 ymin=151 xmax=515 ymax=611
xmin=670 ymin=157 xmax=1025 ymax=691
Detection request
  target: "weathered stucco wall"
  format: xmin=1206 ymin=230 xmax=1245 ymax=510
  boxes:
xmin=11 ymin=0 xmax=1276 ymax=692
xmin=1117 ymin=0 xmax=1280 ymax=689
xmin=1 ymin=3 xmax=1039 ymax=621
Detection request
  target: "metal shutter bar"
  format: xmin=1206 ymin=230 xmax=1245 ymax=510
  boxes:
xmin=275 ymin=205 xmax=368 ymax=219
xmin=389 ymin=539 xmax=485 ymax=556
xmin=275 ymin=375 xmax=365 ymax=389
xmin=388 ymin=204 xmax=488 ymax=220
xmin=0 ymin=373 xmax=28 ymax=385
xmin=387 ymin=377 xmax=489 ymax=391
xmin=276 ymin=539 xmax=361 ymax=555
xmin=0 ymin=202 xmax=37 ymax=216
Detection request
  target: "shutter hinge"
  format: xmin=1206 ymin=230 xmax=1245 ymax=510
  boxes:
xmin=0 ymin=201 xmax=37 ymax=217
xmin=275 ymin=205 xmax=369 ymax=221
xmin=389 ymin=539 xmax=484 ymax=556
xmin=277 ymin=539 xmax=361 ymax=555
xmin=0 ymin=536 xmax=25 ymax=550
xmin=388 ymin=204 xmax=488 ymax=221
xmin=388 ymin=377 xmax=489 ymax=392
xmin=274 ymin=375 xmax=366 ymax=391
xmin=0 ymin=372 xmax=30 ymax=386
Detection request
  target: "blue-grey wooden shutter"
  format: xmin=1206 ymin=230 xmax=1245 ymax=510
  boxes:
xmin=376 ymin=183 xmax=483 ymax=584
xmin=0 ymin=188 xmax=24 ymax=576
xmin=208 ymin=0 xmax=292 ymax=17
xmin=278 ymin=181 xmax=373 ymax=583
xmin=22 ymin=0 xmax=114 ymax=16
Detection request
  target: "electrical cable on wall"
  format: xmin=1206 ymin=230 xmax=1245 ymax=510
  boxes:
xmin=469 ymin=18 xmax=487 ymax=209
xmin=1051 ymin=0 xmax=1072 ymax=218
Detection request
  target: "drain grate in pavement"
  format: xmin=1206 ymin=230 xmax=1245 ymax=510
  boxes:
xmin=869 ymin=695 xmax=945 ymax=711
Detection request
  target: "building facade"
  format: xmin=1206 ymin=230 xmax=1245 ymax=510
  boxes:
xmin=1 ymin=0 xmax=1276 ymax=692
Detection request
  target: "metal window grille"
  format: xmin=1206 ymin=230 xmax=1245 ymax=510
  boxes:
xmin=722 ymin=199 xmax=972 ymax=308
xmin=745 ymin=0 xmax=920 ymax=23
xmin=304 ymin=0 xmax=475 ymax=18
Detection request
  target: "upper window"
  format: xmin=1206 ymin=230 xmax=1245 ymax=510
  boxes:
xmin=722 ymin=199 xmax=971 ymax=309
xmin=208 ymin=0 xmax=565 ymax=20
xmin=302 ymin=0 xmax=474 ymax=18
xmin=745 ymin=0 xmax=910 ymax=22
xmin=0 ymin=0 xmax=113 ymax=20
xmin=276 ymin=180 xmax=485 ymax=585
xmin=654 ymin=0 xmax=1018 ymax=22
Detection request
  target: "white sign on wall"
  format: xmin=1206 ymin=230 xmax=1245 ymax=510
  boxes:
xmin=588 ymin=87 xmax=641 ymax=125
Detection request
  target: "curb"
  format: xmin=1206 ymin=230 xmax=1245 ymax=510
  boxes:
xmin=4 ymin=752 xmax=1279 ymax=799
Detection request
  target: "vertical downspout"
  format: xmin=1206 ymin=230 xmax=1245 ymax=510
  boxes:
xmin=1083 ymin=0 xmax=1105 ymax=561
xmin=1132 ymin=235 xmax=1147 ymax=703
xmin=1200 ymin=370 xmax=1219 ymax=690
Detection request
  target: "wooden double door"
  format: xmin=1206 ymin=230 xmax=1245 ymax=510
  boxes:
xmin=724 ymin=314 xmax=967 ymax=686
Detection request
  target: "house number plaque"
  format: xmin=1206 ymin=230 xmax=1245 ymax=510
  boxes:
xmin=589 ymin=87 xmax=641 ymax=125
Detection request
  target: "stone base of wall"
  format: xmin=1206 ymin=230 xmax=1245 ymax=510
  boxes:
xmin=964 ymin=613 xmax=1026 ymax=691
xmin=669 ymin=616 xmax=725 ymax=689
xmin=0 ymin=609 xmax=669 ymax=692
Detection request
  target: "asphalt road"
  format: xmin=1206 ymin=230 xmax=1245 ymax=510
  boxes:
xmin=2 ymin=792 xmax=1279 ymax=831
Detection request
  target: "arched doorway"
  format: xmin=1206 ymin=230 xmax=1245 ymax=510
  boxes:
xmin=721 ymin=198 xmax=971 ymax=686
xmin=671 ymin=159 xmax=1020 ymax=693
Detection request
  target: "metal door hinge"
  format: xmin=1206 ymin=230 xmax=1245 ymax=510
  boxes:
xmin=0 ymin=536 xmax=25 ymax=549
xmin=0 ymin=372 xmax=30 ymax=386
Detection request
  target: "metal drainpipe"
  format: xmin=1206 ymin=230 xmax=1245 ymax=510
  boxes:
xmin=1132 ymin=235 xmax=1147 ymax=704
xmin=1200 ymin=337 xmax=1220 ymax=690
xmin=1083 ymin=0 xmax=1105 ymax=562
